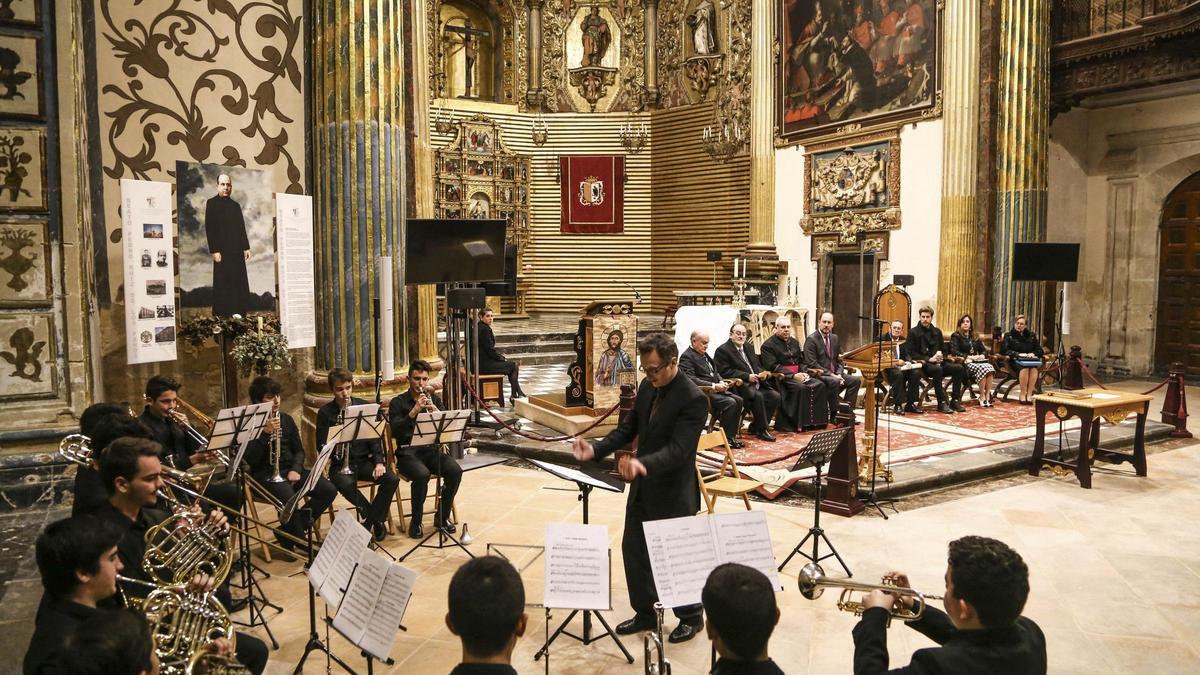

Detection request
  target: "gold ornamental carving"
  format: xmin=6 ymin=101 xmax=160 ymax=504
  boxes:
xmin=1103 ymin=408 xmax=1129 ymax=425
xmin=800 ymin=134 xmax=901 ymax=245
xmin=569 ymin=67 xmax=618 ymax=111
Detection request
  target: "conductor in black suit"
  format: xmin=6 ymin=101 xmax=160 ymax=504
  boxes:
xmin=476 ymin=308 xmax=527 ymax=400
xmin=679 ymin=330 xmax=745 ymax=449
xmin=573 ymin=332 xmax=708 ymax=644
xmin=714 ymin=324 xmax=779 ymax=442
xmin=804 ymin=312 xmax=862 ymax=416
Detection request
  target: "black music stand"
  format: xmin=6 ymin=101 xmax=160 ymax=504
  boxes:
xmin=528 ymin=459 xmax=633 ymax=664
xmin=331 ymin=407 xmax=398 ymax=561
xmin=294 ymin=506 xmax=359 ymax=675
xmin=397 ymin=409 xmax=475 ymax=561
xmin=778 ymin=427 xmax=853 ymax=577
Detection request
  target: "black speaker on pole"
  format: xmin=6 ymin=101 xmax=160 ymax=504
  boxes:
xmin=447 ymin=287 xmax=487 ymax=310
xmin=1011 ymin=243 xmax=1080 ymax=282
xmin=893 ymin=274 xmax=915 ymax=287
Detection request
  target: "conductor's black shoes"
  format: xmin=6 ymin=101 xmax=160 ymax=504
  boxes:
xmin=615 ymin=615 xmax=656 ymax=635
xmin=668 ymin=620 xmax=704 ymax=643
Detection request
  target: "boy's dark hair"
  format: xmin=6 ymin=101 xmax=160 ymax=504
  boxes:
xmin=637 ymin=332 xmax=679 ymax=363
xmin=408 ymin=359 xmax=434 ymax=377
xmin=328 ymin=367 xmax=354 ymax=389
xmin=97 ymin=437 xmax=162 ymax=496
xmin=60 ymin=609 xmax=154 ymax=675
xmin=80 ymin=403 xmax=128 ymax=437
xmin=144 ymin=374 xmax=180 ymax=400
xmin=702 ymin=563 xmax=778 ymax=661
xmin=35 ymin=515 xmax=124 ymax=599
xmin=947 ymin=536 xmax=1030 ymax=628
xmin=249 ymin=375 xmax=283 ymax=403
xmin=89 ymin=414 xmax=153 ymax=455
xmin=447 ymin=556 xmax=525 ymax=657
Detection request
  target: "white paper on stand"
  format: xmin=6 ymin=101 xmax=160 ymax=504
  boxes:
xmin=307 ymin=508 xmax=372 ymax=609
xmin=544 ymin=523 xmax=610 ymax=610
xmin=359 ymin=564 xmax=418 ymax=661
xmin=330 ymin=549 xmax=418 ymax=662
xmin=711 ymin=511 xmax=784 ymax=592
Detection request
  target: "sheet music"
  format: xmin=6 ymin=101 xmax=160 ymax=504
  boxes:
xmin=360 ymin=564 xmax=418 ymax=660
xmin=330 ymin=549 xmax=417 ymax=662
xmin=331 ymin=549 xmax=387 ymax=644
xmin=308 ymin=508 xmax=372 ymax=609
xmin=544 ymin=523 xmax=610 ymax=610
xmin=410 ymin=409 xmax=471 ymax=447
xmin=529 ymin=459 xmax=623 ymax=493
xmin=711 ymin=511 xmax=783 ymax=592
xmin=344 ymin=403 xmax=380 ymax=420
xmin=307 ymin=508 xmax=357 ymax=589
xmin=643 ymin=516 xmax=720 ymax=608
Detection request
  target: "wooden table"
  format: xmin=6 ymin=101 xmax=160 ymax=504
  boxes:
xmin=1029 ymin=388 xmax=1152 ymax=488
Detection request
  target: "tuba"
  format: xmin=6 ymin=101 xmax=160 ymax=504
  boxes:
xmin=643 ymin=602 xmax=671 ymax=674
xmin=798 ymin=562 xmax=942 ymax=626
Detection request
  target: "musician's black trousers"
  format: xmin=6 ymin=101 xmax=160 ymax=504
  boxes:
xmin=255 ymin=470 xmax=338 ymax=542
xmin=330 ymin=463 xmax=400 ymax=527
xmin=395 ymin=446 xmax=463 ymax=526
xmin=623 ymin=500 xmax=703 ymax=623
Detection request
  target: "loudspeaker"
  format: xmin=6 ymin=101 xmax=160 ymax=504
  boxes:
xmin=893 ymin=274 xmax=915 ymax=287
xmin=447 ymin=287 xmax=487 ymax=310
xmin=706 ymin=251 xmax=723 ymax=262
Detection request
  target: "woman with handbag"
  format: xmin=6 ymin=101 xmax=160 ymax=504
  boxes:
xmin=949 ymin=314 xmax=996 ymax=407
xmin=1001 ymin=314 xmax=1044 ymax=405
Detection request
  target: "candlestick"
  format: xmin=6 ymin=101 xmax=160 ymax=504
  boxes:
xmin=257 ymin=316 xmax=263 ymax=336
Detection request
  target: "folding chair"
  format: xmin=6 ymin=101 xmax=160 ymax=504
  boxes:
xmin=695 ymin=429 xmax=763 ymax=513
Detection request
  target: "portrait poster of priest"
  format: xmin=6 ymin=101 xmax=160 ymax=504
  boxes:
xmin=176 ymin=162 xmax=278 ymax=317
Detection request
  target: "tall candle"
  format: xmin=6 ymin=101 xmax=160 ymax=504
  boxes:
xmin=257 ymin=316 xmax=263 ymax=336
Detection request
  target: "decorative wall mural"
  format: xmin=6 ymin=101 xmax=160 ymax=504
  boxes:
xmin=801 ymin=134 xmax=901 ymax=245
xmin=778 ymin=0 xmax=942 ymax=143
xmin=0 ymin=0 xmax=38 ymax=27
xmin=0 ymin=32 xmax=39 ymax=117
xmin=0 ymin=126 xmax=44 ymax=211
xmin=0 ymin=217 xmax=47 ymax=304
xmin=0 ymin=313 xmax=53 ymax=398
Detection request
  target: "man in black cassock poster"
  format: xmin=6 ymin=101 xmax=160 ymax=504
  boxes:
xmin=205 ymin=174 xmax=252 ymax=316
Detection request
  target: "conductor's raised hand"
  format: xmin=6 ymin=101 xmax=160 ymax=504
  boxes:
xmin=616 ymin=455 xmax=647 ymax=482
xmin=572 ymin=436 xmax=595 ymax=462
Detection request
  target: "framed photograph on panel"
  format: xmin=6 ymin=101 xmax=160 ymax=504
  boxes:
xmin=0 ymin=1 xmax=40 ymax=27
xmin=0 ymin=32 xmax=42 ymax=117
xmin=0 ymin=216 xmax=49 ymax=305
xmin=0 ymin=127 xmax=46 ymax=211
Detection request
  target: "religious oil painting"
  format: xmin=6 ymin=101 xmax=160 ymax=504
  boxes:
xmin=0 ymin=32 xmax=40 ymax=117
xmin=176 ymin=161 xmax=278 ymax=317
xmin=0 ymin=312 xmax=54 ymax=399
xmin=589 ymin=313 xmax=637 ymax=409
xmin=779 ymin=0 xmax=941 ymax=142
xmin=0 ymin=126 xmax=45 ymax=210
xmin=0 ymin=217 xmax=48 ymax=305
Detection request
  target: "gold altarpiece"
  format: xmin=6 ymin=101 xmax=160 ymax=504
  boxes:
xmin=433 ymin=115 xmax=532 ymax=314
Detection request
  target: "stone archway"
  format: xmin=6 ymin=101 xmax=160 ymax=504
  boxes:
xmin=1154 ymin=170 xmax=1200 ymax=377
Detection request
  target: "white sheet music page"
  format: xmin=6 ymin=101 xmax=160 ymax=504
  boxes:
xmin=307 ymin=508 xmax=356 ymax=590
xmin=711 ymin=511 xmax=784 ymax=591
xmin=643 ymin=515 xmax=720 ymax=608
xmin=544 ymin=523 xmax=609 ymax=610
xmin=359 ymin=563 xmax=418 ymax=661
xmin=331 ymin=548 xmax=387 ymax=647
xmin=318 ymin=512 xmax=373 ymax=609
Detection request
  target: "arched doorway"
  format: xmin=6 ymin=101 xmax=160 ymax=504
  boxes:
xmin=1154 ymin=171 xmax=1200 ymax=377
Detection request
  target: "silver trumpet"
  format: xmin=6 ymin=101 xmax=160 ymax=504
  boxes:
xmin=332 ymin=408 xmax=355 ymax=475
xmin=266 ymin=408 xmax=286 ymax=483
xmin=643 ymin=602 xmax=671 ymax=674
xmin=798 ymin=562 xmax=943 ymax=626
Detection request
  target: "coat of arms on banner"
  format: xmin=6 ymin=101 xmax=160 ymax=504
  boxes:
xmin=560 ymin=156 xmax=624 ymax=234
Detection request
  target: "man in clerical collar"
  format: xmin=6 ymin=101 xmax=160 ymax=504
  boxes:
xmin=205 ymin=172 xmax=252 ymax=317
xmin=759 ymin=316 xmax=828 ymax=431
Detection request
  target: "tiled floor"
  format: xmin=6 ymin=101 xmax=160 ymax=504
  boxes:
xmin=221 ymin=440 xmax=1200 ymax=674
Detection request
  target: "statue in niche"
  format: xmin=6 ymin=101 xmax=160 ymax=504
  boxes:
xmin=444 ymin=19 xmax=490 ymax=98
xmin=580 ymin=6 xmax=611 ymax=67
xmin=688 ymin=0 xmax=718 ymax=55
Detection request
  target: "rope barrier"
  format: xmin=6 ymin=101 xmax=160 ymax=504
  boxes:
xmin=459 ymin=376 xmax=621 ymax=442
xmin=1076 ymin=359 xmax=1170 ymax=396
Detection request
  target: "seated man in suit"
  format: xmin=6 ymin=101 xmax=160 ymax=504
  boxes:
xmin=714 ymin=323 xmax=779 ymax=442
xmin=881 ymin=320 xmax=923 ymax=415
xmin=388 ymin=359 xmax=463 ymax=539
xmin=907 ymin=307 xmax=967 ymax=414
xmin=760 ymin=316 xmax=828 ymax=432
xmin=803 ymin=312 xmax=862 ymax=416
xmin=852 ymin=536 xmax=1046 ymax=674
xmin=679 ymin=330 xmax=745 ymax=448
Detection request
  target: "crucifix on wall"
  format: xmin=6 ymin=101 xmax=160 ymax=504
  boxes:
xmin=443 ymin=20 xmax=491 ymax=98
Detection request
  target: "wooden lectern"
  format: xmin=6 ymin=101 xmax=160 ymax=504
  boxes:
xmin=842 ymin=341 xmax=899 ymax=487
xmin=565 ymin=300 xmax=637 ymax=408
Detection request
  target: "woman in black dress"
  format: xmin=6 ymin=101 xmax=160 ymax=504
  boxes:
xmin=477 ymin=308 xmax=526 ymax=399
xmin=949 ymin=314 xmax=996 ymax=407
xmin=1001 ymin=314 xmax=1044 ymax=405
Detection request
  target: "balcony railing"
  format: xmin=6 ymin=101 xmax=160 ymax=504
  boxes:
xmin=1053 ymin=0 xmax=1192 ymax=42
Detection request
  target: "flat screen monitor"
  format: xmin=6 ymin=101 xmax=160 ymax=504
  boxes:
xmin=482 ymin=244 xmax=517 ymax=297
xmin=404 ymin=219 xmax=507 ymax=284
xmin=1011 ymin=243 xmax=1080 ymax=282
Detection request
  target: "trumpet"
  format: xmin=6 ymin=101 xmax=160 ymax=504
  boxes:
xmin=116 ymin=574 xmax=238 ymax=675
xmin=266 ymin=408 xmax=285 ymax=483
xmin=643 ymin=602 xmax=671 ymax=674
xmin=797 ymin=562 xmax=943 ymax=626
xmin=331 ymin=408 xmax=355 ymax=475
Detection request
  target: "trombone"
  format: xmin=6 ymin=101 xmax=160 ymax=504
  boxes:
xmin=798 ymin=562 xmax=943 ymax=626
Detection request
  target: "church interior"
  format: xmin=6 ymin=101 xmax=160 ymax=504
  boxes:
xmin=2 ymin=0 xmax=1200 ymax=672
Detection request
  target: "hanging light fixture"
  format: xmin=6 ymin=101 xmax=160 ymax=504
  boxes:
xmin=619 ymin=116 xmax=648 ymax=154
xmin=531 ymin=110 xmax=548 ymax=147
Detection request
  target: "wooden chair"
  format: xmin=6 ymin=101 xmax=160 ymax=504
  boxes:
xmin=243 ymin=481 xmax=280 ymax=562
xmin=695 ymin=429 xmax=763 ymax=513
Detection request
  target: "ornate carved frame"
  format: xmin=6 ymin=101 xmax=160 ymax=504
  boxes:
xmin=801 ymin=130 xmax=901 ymax=247
xmin=428 ymin=0 xmax=521 ymax=105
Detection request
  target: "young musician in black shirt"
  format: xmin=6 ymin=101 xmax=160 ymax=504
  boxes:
xmin=447 ymin=556 xmax=527 ymax=675
xmin=703 ymin=563 xmax=784 ymax=675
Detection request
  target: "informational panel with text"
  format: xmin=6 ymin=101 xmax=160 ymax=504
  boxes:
xmin=122 ymin=179 xmax=177 ymax=365
xmin=275 ymin=193 xmax=315 ymax=348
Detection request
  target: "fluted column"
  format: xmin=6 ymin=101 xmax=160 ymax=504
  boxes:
xmin=409 ymin=0 xmax=440 ymax=362
xmin=935 ymin=0 xmax=980 ymax=324
xmin=992 ymin=0 xmax=1050 ymax=330
xmin=643 ymin=0 xmax=660 ymax=108
xmin=526 ymin=0 xmax=545 ymax=107
xmin=311 ymin=1 xmax=407 ymax=373
xmin=747 ymin=0 xmax=776 ymax=259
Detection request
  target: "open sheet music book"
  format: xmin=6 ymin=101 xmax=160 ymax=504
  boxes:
xmin=544 ymin=523 xmax=610 ymax=610
xmin=207 ymin=401 xmax=273 ymax=481
xmin=899 ymin=362 xmax=922 ymax=371
xmin=307 ymin=508 xmax=373 ymax=608
xmin=643 ymin=511 xmax=783 ymax=608
xmin=331 ymin=548 xmax=418 ymax=662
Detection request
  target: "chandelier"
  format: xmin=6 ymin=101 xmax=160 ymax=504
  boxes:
xmin=702 ymin=115 xmax=745 ymax=162
xmin=619 ymin=117 xmax=648 ymax=154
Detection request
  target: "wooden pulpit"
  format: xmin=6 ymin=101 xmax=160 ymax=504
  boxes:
xmin=565 ymin=300 xmax=637 ymax=408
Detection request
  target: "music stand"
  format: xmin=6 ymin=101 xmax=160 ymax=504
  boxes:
xmin=397 ymin=409 xmax=475 ymax=561
xmin=528 ymin=459 xmax=633 ymax=664
xmin=778 ymin=427 xmax=853 ymax=577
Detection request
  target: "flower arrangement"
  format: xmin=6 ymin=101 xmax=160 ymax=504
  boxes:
xmin=179 ymin=313 xmax=280 ymax=348
xmin=230 ymin=330 xmax=292 ymax=376
xmin=179 ymin=313 xmax=291 ymax=376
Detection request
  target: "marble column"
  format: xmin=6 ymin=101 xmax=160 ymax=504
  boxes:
xmin=747 ymin=0 xmax=776 ymax=261
xmin=526 ymin=0 xmax=545 ymax=108
xmin=311 ymin=1 xmax=407 ymax=374
xmin=992 ymin=0 xmax=1050 ymax=331
xmin=935 ymin=0 xmax=981 ymax=324
xmin=643 ymin=0 xmax=660 ymax=108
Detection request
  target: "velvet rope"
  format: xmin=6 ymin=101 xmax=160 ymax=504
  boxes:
xmin=1076 ymin=359 xmax=1170 ymax=396
xmin=459 ymin=376 xmax=621 ymax=442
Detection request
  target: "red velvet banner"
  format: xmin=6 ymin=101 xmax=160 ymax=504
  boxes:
xmin=560 ymin=155 xmax=624 ymax=234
